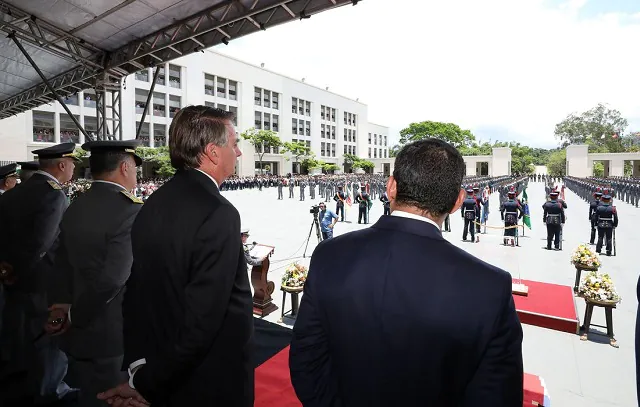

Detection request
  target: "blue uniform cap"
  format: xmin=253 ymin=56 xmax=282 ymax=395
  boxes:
xmin=0 ymin=163 xmax=18 ymax=179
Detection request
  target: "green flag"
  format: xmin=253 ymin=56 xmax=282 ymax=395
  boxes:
xmin=522 ymin=188 xmax=531 ymax=229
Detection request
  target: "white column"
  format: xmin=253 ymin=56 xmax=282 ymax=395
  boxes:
xmin=565 ymin=145 xmax=589 ymax=177
xmin=609 ymin=158 xmax=624 ymax=177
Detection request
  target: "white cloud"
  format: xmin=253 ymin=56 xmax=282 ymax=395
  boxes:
xmin=215 ymin=0 xmax=640 ymax=148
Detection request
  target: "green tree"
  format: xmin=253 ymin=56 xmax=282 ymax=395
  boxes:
xmin=282 ymin=141 xmax=311 ymax=174
xmin=593 ymin=162 xmax=604 ymax=177
xmin=240 ymin=128 xmax=283 ymax=174
xmin=352 ymin=159 xmax=375 ymax=173
xmin=135 ymin=146 xmax=176 ymax=177
xmin=389 ymin=144 xmax=401 ymax=157
xmin=554 ymin=104 xmax=628 ymax=152
xmin=302 ymin=156 xmax=323 ymax=171
xmin=322 ymin=163 xmax=340 ymax=173
xmin=399 ymin=121 xmax=476 ymax=148
xmin=547 ymin=149 xmax=566 ymax=177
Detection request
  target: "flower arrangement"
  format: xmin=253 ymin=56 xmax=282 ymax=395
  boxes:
xmin=570 ymin=244 xmax=601 ymax=268
xmin=281 ymin=262 xmax=308 ymax=288
xmin=578 ymin=271 xmax=620 ymax=303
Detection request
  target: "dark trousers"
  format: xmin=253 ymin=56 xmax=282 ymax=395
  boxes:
xmin=546 ymin=224 xmax=561 ymax=249
xmin=590 ymin=221 xmax=597 ymax=244
xmin=358 ymin=206 xmax=368 ymax=224
xmin=475 ymin=215 xmax=481 ymax=232
xmin=596 ymin=227 xmax=613 ymax=254
xmin=383 ymin=206 xmax=391 ymax=216
xmin=289 ymin=189 xmax=294 ymax=198
xmin=336 ymin=204 xmax=344 ymax=221
xmin=321 ymin=230 xmax=333 ymax=240
xmin=64 ymin=354 xmax=126 ymax=407
xmin=463 ymin=218 xmax=475 ymax=241
xmin=504 ymin=223 xmax=517 ymax=237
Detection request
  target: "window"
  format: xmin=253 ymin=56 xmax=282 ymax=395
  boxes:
xmin=168 ymin=64 xmax=181 ymax=88
xmin=321 ymin=124 xmax=325 ymax=138
xmin=205 ymin=101 xmax=215 ymax=108
xmin=344 ymin=145 xmax=347 ymax=154
xmin=228 ymin=80 xmax=237 ymax=100
xmin=305 ymin=101 xmax=310 ymax=116
xmin=229 ymin=106 xmax=238 ymax=126
xmin=380 ymin=148 xmax=382 ymax=158
xmin=32 ymin=111 xmax=55 ymax=142
xmin=305 ymin=121 xmax=310 ymax=136
xmin=299 ymin=121 xmax=304 ymax=135
xmin=368 ymin=147 xmax=371 ymax=158
xmin=217 ymin=104 xmax=227 ymax=111
xmin=331 ymin=126 xmax=336 ymax=139
xmin=84 ymin=89 xmax=97 ymax=108
xmin=306 ymin=140 xmax=311 ymax=148
xmin=264 ymin=113 xmax=271 ymax=130
xmin=205 ymin=74 xmax=215 ymax=95
xmin=384 ymin=136 xmax=387 ymax=146
xmin=154 ymin=124 xmax=166 ymax=146
xmin=298 ymin=102 xmax=304 ymax=116
xmin=255 ymin=111 xmax=262 ymax=129
xmin=348 ymin=129 xmax=352 ymax=142
xmin=254 ymin=87 xmax=262 ymax=105
xmin=368 ymin=133 xmax=372 ymax=144
xmin=84 ymin=116 xmax=97 ymax=139
xmin=384 ymin=150 xmax=387 ymax=158
xmin=263 ymin=90 xmax=270 ymax=108
xmin=374 ymin=149 xmax=377 ymax=158
xmin=331 ymin=143 xmax=336 ymax=157
xmin=344 ymin=111 xmax=347 ymax=124
xmin=344 ymin=129 xmax=347 ymax=141
xmin=217 ymin=77 xmax=226 ymax=98
xmin=353 ymin=130 xmax=356 ymax=140
xmin=292 ymin=97 xmax=297 ymax=114
xmin=59 ymin=113 xmax=80 ymax=143
xmin=353 ymin=114 xmax=357 ymax=125
xmin=153 ymin=66 xmax=165 ymax=86
xmin=272 ymin=114 xmax=279 ymax=131
xmin=292 ymin=118 xmax=297 ymax=134
xmin=272 ymin=92 xmax=279 ymax=109
xmin=169 ymin=95 xmax=181 ymax=118
xmin=136 ymin=122 xmax=150 ymax=146
xmin=321 ymin=142 xmax=326 ymax=157
xmin=62 ymin=94 xmax=78 ymax=106
xmin=321 ymin=106 xmax=325 ymax=120
xmin=135 ymin=69 xmax=149 ymax=82
xmin=135 ymin=89 xmax=148 ymax=114
xmin=374 ymin=134 xmax=378 ymax=145
xmin=153 ymin=92 xmax=165 ymax=117
xmin=331 ymin=108 xmax=336 ymax=122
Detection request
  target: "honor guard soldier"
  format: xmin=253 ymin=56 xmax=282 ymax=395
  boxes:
xmin=333 ymin=185 xmax=347 ymax=222
xmin=241 ymin=228 xmax=263 ymax=266
xmin=543 ymin=190 xmax=565 ymax=250
xmin=46 ymin=140 xmax=143 ymax=407
xmin=276 ymin=178 xmax=284 ymax=200
xmin=594 ymin=194 xmax=618 ymax=256
xmin=500 ymin=190 xmax=523 ymax=246
xmin=473 ymin=186 xmax=482 ymax=233
xmin=380 ymin=190 xmax=391 ymax=216
xmin=0 ymin=163 xmax=18 ymax=195
xmin=462 ymin=188 xmax=477 ymax=242
xmin=0 ymin=142 xmax=79 ymax=405
xmin=16 ymin=161 xmax=40 ymax=183
xmin=588 ymin=191 xmax=603 ymax=245
xmin=299 ymin=179 xmax=307 ymax=201
xmin=309 ymin=178 xmax=316 ymax=200
xmin=288 ymin=177 xmax=295 ymax=198
xmin=355 ymin=185 xmax=372 ymax=224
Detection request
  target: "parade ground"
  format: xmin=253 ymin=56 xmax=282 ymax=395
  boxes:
xmin=222 ymin=180 xmax=638 ymax=407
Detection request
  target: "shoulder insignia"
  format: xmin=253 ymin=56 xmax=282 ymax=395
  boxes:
xmin=120 ymin=190 xmax=144 ymax=204
xmin=47 ymin=180 xmax=62 ymax=190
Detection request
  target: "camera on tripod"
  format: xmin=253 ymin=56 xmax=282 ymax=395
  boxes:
xmin=310 ymin=205 xmax=320 ymax=215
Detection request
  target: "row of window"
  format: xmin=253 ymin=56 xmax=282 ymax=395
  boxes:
xmin=344 ymin=145 xmax=356 ymax=155
xmin=321 ymin=105 xmax=336 ymax=122
xmin=204 ymin=102 xmax=239 ymax=126
xmin=205 ymin=74 xmax=238 ymax=100
xmin=291 ymin=139 xmax=312 ymax=149
xmin=369 ymin=147 xmax=388 ymax=159
xmin=33 ymin=111 xmax=103 ymax=144
xmin=292 ymin=97 xmax=311 ymax=116
xmin=253 ymin=111 xmax=280 ymax=132
xmin=344 ymin=111 xmax=357 ymax=127
xmin=136 ymin=122 xmax=167 ymax=147
xmin=344 ymin=128 xmax=357 ymax=143
xmin=136 ymin=64 xmax=182 ymax=89
xmin=292 ymin=119 xmax=311 ymax=137
xmin=320 ymin=142 xmax=336 ymax=158
xmin=321 ymin=124 xmax=336 ymax=139
xmin=134 ymin=89 xmax=181 ymax=118
xmin=369 ymin=133 xmax=387 ymax=146
xmin=254 ymin=87 xmax=279 ymax=109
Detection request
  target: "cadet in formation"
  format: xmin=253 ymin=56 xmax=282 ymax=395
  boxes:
xmin=461 ymin=188 xmax=477 ymax=242
xmin=500 ymin=190 xmax=523 ymax=246
xmin=588 ymin=190 xmax=602 ymax=245
xmin=277 ymin=178 xmax=284 ymax=200
xmin=593 ymin=194 xmax=618 ymax=256
xmin=355 ymin=185 xmax=372 ymax=224
xmin=333 ymin=186 xmax=347 ymax=222
xmin=542 ymin=190 xmax=565 ymax=250
xmin=46 ymin=140 xmax=144 ymax=407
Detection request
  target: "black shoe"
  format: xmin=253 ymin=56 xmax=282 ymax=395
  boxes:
xmin=606 ymin=252 xmax=612 ymax=256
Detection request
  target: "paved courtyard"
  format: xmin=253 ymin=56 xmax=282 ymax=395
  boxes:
xmin=221 ymin=180 xmax=638 ymax=406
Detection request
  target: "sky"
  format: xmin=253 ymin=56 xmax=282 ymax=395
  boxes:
xmin=215 ymin=0 xmax=640 ymax=148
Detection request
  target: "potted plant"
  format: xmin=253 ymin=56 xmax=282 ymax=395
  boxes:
xmin=578 ymin=271 xmax=621 ymax=305
xmin=281 ymin=262 xmax=308 ymax=292
xmin=571 ymin=244 xmax=601 ymax=270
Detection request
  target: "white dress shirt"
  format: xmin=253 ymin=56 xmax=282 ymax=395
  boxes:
xmin=391 ymin=210 xmax=442 ymax=231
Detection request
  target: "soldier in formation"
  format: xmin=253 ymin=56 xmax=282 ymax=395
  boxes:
xmin=461 ymin=188 xmax=477 ymax=242
xmin=500 ymin=190 xmax=523 ymax=246
xmin=542 ymin=190 xmax=565 ymax=250
xmin=593 ymin=194 xmax=618 ymax=256
xmin=588 ymin=190 xmax=602 ymax=245
xmin=355 ymin=185 xmax=372 ymax=224
xmin=333 ymin=186 xmax=347 ymax=222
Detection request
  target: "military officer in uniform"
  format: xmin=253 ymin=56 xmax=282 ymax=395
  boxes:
xmin=241 ymin=228 xmax=263 ymax=267
xmin=289 ymin=177 xmax=295 ymax=198
xmin=355 ymin=185 xmax=372 ymax=224
xmin=0 ymin=142 xmax=79 ymax=406
xmin=333 ymin=185 xmax=347 ymax=222
xmin=461 ymin=188 xmax=477 ymax=242
xmin=543 ymin=191 xmax=565 ymax=250
xmin=276 ymin=178 xmax=284 ymax=200
xmin=0 ymin=163 xmax=18 ymax=195
xmin=299 ymin=179 xmax=307 ymax=201
xmin=45 ymin=140 xmax=143 ymax=407
xmin=309 ymin=178 xmax=316 ymax=200
xmin=17 ymin=161 xmax=40 ymax=183
xmin=594 ymin=194 xmax=618 ymax=256
xmin=588 ymin=191 xmax=602 ymax=245
xmin=500 ymin=190 xmax=523 ymax=246
xmin=380 ymin=190 xmax=391 ymax=216
xmin=473 ymin=186 xmax=482 ymax=233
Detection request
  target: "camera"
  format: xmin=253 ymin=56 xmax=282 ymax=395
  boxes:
xmin=310 ymin=205 xmax=320 ymax=214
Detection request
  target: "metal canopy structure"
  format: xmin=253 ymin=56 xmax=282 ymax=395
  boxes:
xmin=0 ymin=0 xmax=355 ymax=140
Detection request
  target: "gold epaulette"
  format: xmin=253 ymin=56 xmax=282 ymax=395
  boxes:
xmin=47 ymin=180 xmax=62 ymax=190
xmin=120 ymin=190 xmax=144 ymax=204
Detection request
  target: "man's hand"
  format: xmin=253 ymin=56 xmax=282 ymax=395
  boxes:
xmin=45 ymin=304 xmax=71 ymax=336
xmin=329 ymin=224 xmax=334 ymax=229
xmin=97 ymin=382 xmax=149 ymax=407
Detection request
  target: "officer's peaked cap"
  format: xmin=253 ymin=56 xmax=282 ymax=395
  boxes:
xmin=0 ymin=163 xmax=18 ymax=179
xmin=16 ymin=161 xmax=39 ymax=171
xmin=32 ymin=142 xmax=80 ymax=161
xmin=241 ymin=228 xmax=250 ymax=235
xmin=82 ymin=140 xmax=143 ymax=166
xmin=602 ymin=194 xmax=612 ymax=200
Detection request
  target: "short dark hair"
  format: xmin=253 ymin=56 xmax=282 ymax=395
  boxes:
xmin=90 ymin=151 xmax=131 ymax=177
xmin=169 ymin=105 xmax=235 ymax=170
xmin=393 ymin=138 xmax=465 ymax=217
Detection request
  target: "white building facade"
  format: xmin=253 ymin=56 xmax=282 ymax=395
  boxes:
xmin=0 ymin=49 xmax=391 ymax=177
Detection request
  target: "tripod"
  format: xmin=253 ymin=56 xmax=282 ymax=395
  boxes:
xmin=303 ymin=214 xmax=322 ymax=258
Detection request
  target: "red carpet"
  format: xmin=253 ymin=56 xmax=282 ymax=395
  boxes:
xmin=513 ymin=279 xmax=579 ymax=334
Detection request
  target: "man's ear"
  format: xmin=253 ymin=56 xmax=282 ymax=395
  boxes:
xmin=386 ymin=176 xmax=397 ymax=200
xmin=450 ymin=189 xmax=465 ymax=214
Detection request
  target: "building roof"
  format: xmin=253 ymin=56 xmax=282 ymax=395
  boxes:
xmin=0 ymin=0 xmax=353 ymax=120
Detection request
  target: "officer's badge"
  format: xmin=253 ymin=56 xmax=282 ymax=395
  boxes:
xmin=47 ymin=180 xmax=62 ymax=190
xmin=121 ymin=190 xmax=144 ymax=204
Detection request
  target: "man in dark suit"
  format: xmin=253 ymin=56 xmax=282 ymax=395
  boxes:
xmin=46 ymin=140 xmax=143 ymax=407
xmin=98 ymin=106 xmax=253 ymax=407
xmin=0 ymin=143 xmax=79 ymax=406
xmin=290 ymin=139 xmax=523 ymax=406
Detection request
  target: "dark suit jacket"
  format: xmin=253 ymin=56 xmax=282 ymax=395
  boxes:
xmin=123 ymin=169 xmax=254 ymax=407
xmin=50 ymin=181 xmax=142 ymax=359
xmin=290 ymin=215 xmax=523 ymax=407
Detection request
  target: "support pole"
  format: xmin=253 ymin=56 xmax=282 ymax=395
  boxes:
xmin=9 ymin=32 xmax=92 ymax=142
xmin=136 ymin=66 xmax=161 ymax=139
